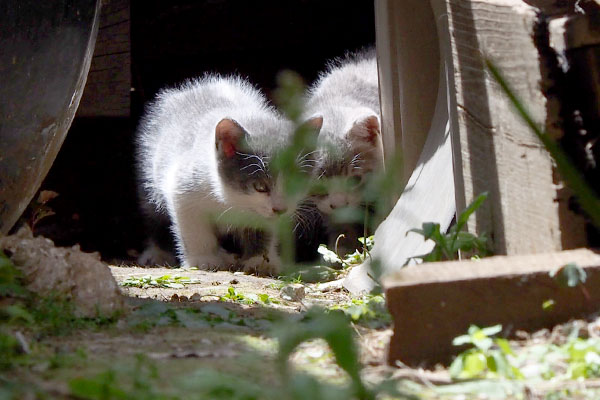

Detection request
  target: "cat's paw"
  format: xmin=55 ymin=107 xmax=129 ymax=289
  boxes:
xmin=138 ymin=244 xmax=177 ymax=266
xmin=184 ymin=254 xmax=230 ymax=270
xmin=242 ymin=254 xmax=279 ymax=276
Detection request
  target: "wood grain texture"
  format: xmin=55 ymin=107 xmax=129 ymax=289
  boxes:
xmin=445 ymin=0 xmax=586 ymax=254
xmin=375 ymin=0 xmax=440 ymax=184
xmin=77 ymin=0 xmax=130 ymax=117
xmin=374 ymin=0 xmax=403 ymax=169
xmin=384 ymin=248 xmax=600 ymax=365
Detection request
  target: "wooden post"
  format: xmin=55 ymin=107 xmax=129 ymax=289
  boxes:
xmin=443 ymin=0 xmax=587 ymax=254
xmin=375 ymin=0 xmax=440 ymax=184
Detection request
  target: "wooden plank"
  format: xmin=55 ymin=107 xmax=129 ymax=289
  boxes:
xmin=374 ymin=0 xmax=440 ymax=184
xmin=77 ymin=0 xmax=130 ymax=117
xmin=444 ymin=0 xmax=587 ymax=254
xmin=374 ymin=0 xmax=403 ymax=170
xmin=383 ymin=248 xmax=600 ymax=366
xmin=345 ymin=1 xmax=456 ymax=294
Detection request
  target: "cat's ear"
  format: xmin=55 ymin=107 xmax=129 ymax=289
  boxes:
xmin=348 ymin=115 xmax=381 ymax=151
xmin=296 ymin=115 xmax=323 ymax=155
xmin=215 ymin=118 xmax=247 ymax=158
xmin=302 ymin=115 xmax=323 ymax=134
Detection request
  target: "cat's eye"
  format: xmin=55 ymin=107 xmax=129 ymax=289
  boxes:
xmin=253 ymin=181 xmax=269 ymax=193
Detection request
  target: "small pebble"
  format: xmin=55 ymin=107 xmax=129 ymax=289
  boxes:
xmin=230 ymin=278 xmax=239 ymax=284
xmin=190 ymin=293 xmax=202 ymax=301
xmin=170 ymin=294 xmax=179 ymax=301
xmin=280 ymin=283 xmax=305 ymax=302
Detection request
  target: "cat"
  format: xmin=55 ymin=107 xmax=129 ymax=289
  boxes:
xmin=302 ymin=49 xmax=384 ymax=254
xmin=137 ymin=75 xmax=303 ymax=274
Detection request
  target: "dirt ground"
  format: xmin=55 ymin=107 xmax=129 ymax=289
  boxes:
xmin=4 ymin=235 xmax=600 ymax=399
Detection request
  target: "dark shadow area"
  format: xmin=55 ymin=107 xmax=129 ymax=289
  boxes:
xmin=33 ymin=117 xmax=145 ymax=261
xmin=535 ymin=12 xmax=599 ymax=248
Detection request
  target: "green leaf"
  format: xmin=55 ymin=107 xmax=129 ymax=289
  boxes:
xmin=462 ymin=351 xmax=487 ymax=378
xmin=455 ymin=192 xmax=488 ymax=233
xmin=495 ymin=338 xmax=515 ymax=356
xmin=317 ymin=244 xmax=342 ymax=265
xmin=542 ymin=299 xmax=556 ymax=311
xmin=452 ymin=334 xmax=473 ymax=347
xmin=551 ymin=263 xmax=587 ymax=288
xmin=480 ymin=324 xmax=502 ymax=337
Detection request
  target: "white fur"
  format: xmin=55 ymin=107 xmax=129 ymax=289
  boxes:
xmin=137 ymin=75 xmax=293 ymax=271
xmin=303 ymin=51 xmax=384 ymax=214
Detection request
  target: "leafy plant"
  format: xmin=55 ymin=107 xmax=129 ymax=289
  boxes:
xmin=450 ymin=324 xmax=523 ymax=380
xmin=318 ymin=235 xmax=374 ymax=268
xmin=551 ymin=262 xmax=587 ymax=288
xmin=219 ymin=287 xmax=256 ymax=305
xmin=408 ymin=192 xmax=491 ymax=262
xmin=121 ymin=274 xmax=201 ymax=289
xmin=274 ymin=307 xmax=373 ymax=399
xmin=329 ymin=294 xmax=391 ymax=328
xmin=257 ymin=293 xmax=280 ymax=305
xmin=128 ymin=300 xmax=268 ymax=331
xmin=27 ymin=190 xmax=59 ymax=233
xmin=69 ymin=354 xmax=165 ymax=400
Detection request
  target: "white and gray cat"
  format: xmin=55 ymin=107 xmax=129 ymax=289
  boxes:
xmin=137 ymin=75 xmax=300 ymax=274
xmin=303 ymin=50 xmax=384 ymax=252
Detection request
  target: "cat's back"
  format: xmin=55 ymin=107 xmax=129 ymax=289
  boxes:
xmin=138 ymin=75 xmax=271 ymax=161
xmin=143 ymin=76 xmax=266 ymax=138
xmin=307 ymin=50 xmax=379 ymax=111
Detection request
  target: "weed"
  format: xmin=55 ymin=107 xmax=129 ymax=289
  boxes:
xmin=408 ymin=192 xmax=491 ymax=262
xmin=551 ymin=262 xmax=587 ymax=288
xmin=450 ymin=324 xmax=523 ymax=380
xmin=318 ymin=235 xmax=374 ymax=268
xmin=121 ymin=274 xmax=201 ymax=289
xmin=219 ymin=287 xmax=255 ymax=305
xmin=128 ymin=300 xmax=269 ymax=332
xmin=69 ymin=354 xmax=167 ymax=400
xmin=329 ymin=294 xmax=391 ymax=328
xmin=257 ymin=293 xmax=280 ymax=305
xmin=274 ymin=307 xmax=373 ymax=399
xmin=450 ymin=323 xmax=600 ymax=385
xmin=27 ymin=190 xmax=59 ymax=233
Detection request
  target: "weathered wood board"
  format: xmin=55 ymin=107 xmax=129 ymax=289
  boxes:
xmin=443 ymin=0 xmax=587 ymax=254
xmin=383 ymin=248 xmax=600 ymax=366
xmin=77 ymin=0 xmax=130 ymax=117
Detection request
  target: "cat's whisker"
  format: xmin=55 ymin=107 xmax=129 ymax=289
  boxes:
xmin=216 ymin=206 xmax=233 ymax=222
xmin=240 ymin=163 xmax=264 ymax=171
xmin=237 ymin=152 xmax=267 ymax=172
xmin=297 ymin=150 xmax=319 ymax=162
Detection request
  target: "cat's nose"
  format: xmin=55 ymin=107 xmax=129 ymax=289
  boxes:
xmin=272 ymin=205 xmax=287 ymax=215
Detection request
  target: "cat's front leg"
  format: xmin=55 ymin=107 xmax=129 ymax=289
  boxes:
xmin=243 ymin=237 xmax=281 ymax=276
xmin=172 ymin=205 xmax=231 ymax=270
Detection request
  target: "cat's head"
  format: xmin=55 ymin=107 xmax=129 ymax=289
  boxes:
xmin=311 ymin=113 xmax=384 ymax=214
xmin=215 ymin=118 xmax=289 ymax=218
